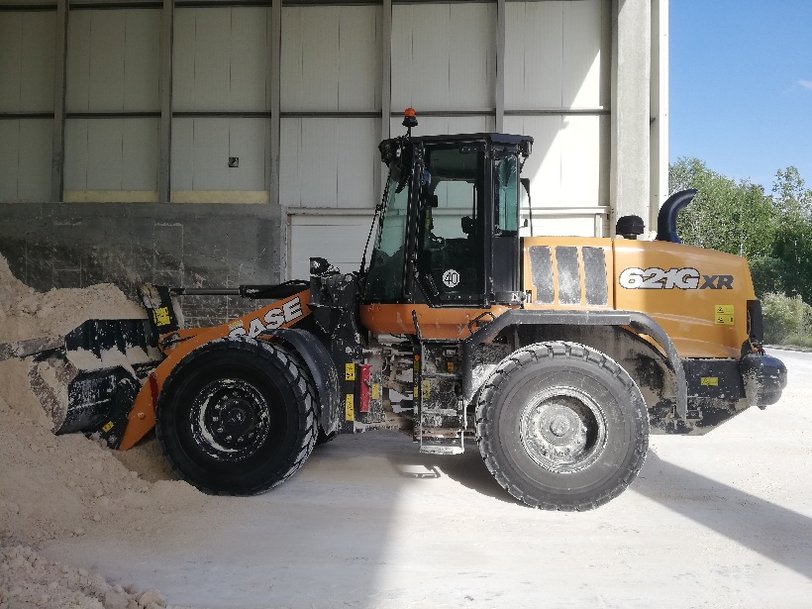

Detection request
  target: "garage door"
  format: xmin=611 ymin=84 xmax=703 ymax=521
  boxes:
xmin=288 ymin=212 xmax=375 ymax=280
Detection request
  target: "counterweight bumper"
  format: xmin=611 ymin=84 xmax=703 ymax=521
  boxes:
xmin=741 ymin=352 xmax=787 ymax=408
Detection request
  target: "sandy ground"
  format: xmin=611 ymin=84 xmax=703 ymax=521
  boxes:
xmin=33 ymin=349 xmax=811 ymax=609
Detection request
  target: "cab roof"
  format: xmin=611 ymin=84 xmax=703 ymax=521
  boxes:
xmin=379 ymin=132 xmax=534 ymax=165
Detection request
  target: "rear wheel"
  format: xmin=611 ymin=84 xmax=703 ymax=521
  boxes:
xmin=156 ymin=337 xmax=317 ymax=495
xmin=477 ymin=341 xmax=648 ymax=510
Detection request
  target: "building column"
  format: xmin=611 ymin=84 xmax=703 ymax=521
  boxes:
xmin=610 ymin=0 xmax=651 ymax=234
xmin=50 ymin=0 xmax=68 ymax=202
xmin=651 ymin=0 xmax=670 ymax=230
xmin=378 ymin=0 xmax=392 ymax=198
xmin=495 ymin=0 xmax=505 ymax=132
xmin=158 ymin=0 xmax=173 ymax=204
xmin=269 ymin=0 xmax=284 ymax=281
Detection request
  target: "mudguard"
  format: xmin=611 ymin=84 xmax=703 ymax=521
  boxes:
xmin=262 ymin=327 xmax=342 ymax=436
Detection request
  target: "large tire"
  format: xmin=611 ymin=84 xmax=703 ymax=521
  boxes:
xmin=476 ymin=341 xmax=648 ymax=510
xmin=156 ymin=337 xmax=317 ymax=495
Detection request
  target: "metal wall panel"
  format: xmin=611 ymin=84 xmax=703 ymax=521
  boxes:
xmin=65 ymin=118 xmax=158 ymax=191
xmin=173 ymin=7 xmax=271 ymax=112
xmin=281 ymin=5 xmax=381 ymax=112
xmin=171 ymin=118 xmax=269 ymax=193
xmin=505 ymin=115 xmax=607 ymax=207
xmin=391 ymin=3 xmax=495 ymax=111
xmin=389 ymin=115 xmax=495 ymax=139
xmin=281 ymin=117 xmax=378 ymax=208
xmin=66 ymin=9 xmax=160 ymax=112
xmin=504 ymin=0 xmax=608 ymax=110
xmin=0 ymin=119 xmax=53 ymax=202
xmin=288 ymin=213 xmax=373 ymax=279
xmin=0 ymin=11 xmax=55 ymax=112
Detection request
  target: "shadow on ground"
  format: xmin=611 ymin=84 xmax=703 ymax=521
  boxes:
xmin=633 ymin=450 xmax=812 ymax=580
xmin=382 ymin=434 xmax=518 ymax=505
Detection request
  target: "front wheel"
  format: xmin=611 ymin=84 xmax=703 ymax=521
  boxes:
xmin=156 ymin=337 xmax=317 ymax=495
xmin=476 ymin=341 xmax=648 ymax=510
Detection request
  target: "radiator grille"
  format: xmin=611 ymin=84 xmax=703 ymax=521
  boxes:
xmin=527 ymin=244 xmax=609 ymax=307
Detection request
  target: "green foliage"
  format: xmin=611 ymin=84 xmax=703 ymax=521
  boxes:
xmin=670 ymin=159 xmax=812 ymax=345
xmin=772 ymin=166 xmax=812 ymax=218
xmin=670 ymin=158 xmax=812 ymax=299
xmin=670 ymin=158 xmax=775 ymax=258
xmin=748 ymin=255 xmax=786 ymax=296
xmin=761 ymin=292 xmax=812 ymax=345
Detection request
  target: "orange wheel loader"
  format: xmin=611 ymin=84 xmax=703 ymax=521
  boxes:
xmin=25 ymin=111 xmax=786 ymax=510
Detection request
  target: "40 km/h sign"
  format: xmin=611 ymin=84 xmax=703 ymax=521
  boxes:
xmin=442 ymin=269 xmax=460 ymax=288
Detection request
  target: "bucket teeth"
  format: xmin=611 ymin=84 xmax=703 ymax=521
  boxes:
xmin=28 ymin=352 xmax=74 ymax=434
xmin=23 ymin=318 xmax=162 ymax=444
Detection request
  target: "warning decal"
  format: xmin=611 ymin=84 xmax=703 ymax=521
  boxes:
xmin=714 ymin=304 xmax=734 ymax=325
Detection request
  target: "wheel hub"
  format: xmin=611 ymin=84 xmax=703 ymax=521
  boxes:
xmin=548 ymin=414 xmax=572 ymax=437
xmin=192 ymin=378 xmax=272 ymax=462
xmin=519 ymin=386 xmax=607 ymax=474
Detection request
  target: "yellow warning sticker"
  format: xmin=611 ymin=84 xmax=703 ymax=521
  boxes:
xmin=101 ymin=421 xmax=114 ymax=433
xmin=344 ymin=363 xmax=356 ymax=381
xmin=422 ymin=380 xmax=431 ymax=398
xmin=153 ymin=306 xmax=171 ymax=326
xmin=344 ymin=394 xmax=355 ymax=421
xmin=714 ymin=304 xmax=734 ymax=325
xmin=700 ymin=377 xmax=719 ymax=387
xmin=371 ymin=383 xmax=380 ymax=400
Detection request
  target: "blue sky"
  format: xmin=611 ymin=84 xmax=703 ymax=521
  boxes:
xmin=670 ymin=0 xmax=812 ymax=190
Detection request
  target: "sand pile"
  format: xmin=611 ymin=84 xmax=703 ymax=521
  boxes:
xmin=0 ymin=256 xmax=151 ymax=432
xmin=0 ymin=255 xmax=203 ymax=607
xmin=0 ymin=544 xmax=168 ymax=609
xmin=0 ymin=256 xmax=145 ymax=346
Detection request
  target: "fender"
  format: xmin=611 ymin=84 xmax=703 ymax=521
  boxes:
xmin=261 ymin=328 xmax=342 ymax=436
xmin=460 ymin=309 xmax=688 ymax=419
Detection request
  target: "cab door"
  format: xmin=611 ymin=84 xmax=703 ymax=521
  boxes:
xmin=491 ymin=152 xmax=521 ymax=300
xmin=415 ymin=144 xmax=486 ymax=306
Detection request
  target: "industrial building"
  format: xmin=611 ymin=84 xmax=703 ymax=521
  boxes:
xmin=0 ymin=0 xmax=668 ymax=314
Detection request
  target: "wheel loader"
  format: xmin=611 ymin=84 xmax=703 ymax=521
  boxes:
xmin=20 ymin=110 xmax=786 ymax=510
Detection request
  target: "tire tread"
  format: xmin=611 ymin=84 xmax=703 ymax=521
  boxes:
xmin=476 ymin=341 xmax=648 ymax=511
xmin=155 ymin=337 xmax=318 ymax=496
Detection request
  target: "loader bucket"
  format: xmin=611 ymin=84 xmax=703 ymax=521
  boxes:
xmin=28 ymin=318 xmax=162 ymax=447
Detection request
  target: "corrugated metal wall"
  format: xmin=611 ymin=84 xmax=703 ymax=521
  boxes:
xmin=0 ymin=9 xmax=54 ymax=202
xmin=0 ymin=0 xmax=626 ymax=279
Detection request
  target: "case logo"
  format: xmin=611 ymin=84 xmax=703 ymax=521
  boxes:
xmin=619 ymin=267 xmax=734 ymax=290
xmin=228 ymin=297 xmax=304 ymax=338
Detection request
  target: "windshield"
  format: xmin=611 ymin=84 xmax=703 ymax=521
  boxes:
xmin=363 ymin=161 xmax=411 ymax=301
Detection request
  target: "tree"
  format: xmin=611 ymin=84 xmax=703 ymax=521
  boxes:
xmin=670 ymin=157 xmax=775 ymax=259
xmin=772 ymin=166 xmax=812 ymax=218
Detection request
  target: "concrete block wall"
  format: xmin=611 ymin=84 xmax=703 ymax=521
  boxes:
xmin=0 ymin=203 xmax=280 ymax=326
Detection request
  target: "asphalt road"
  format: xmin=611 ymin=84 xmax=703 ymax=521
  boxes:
xmin=44 ymin=348 xmax=811 ymax=609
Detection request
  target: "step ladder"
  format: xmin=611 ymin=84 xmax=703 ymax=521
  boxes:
xmin=412 ymin=312 xmax=465 ymax=455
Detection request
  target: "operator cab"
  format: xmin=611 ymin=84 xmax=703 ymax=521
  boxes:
xmin=363 ymin=117 xmax=533 ymax=308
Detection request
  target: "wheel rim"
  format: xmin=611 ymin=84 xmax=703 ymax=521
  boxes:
xmin=519 ymin=386 xmax=607 ymax=474
xmin=190 ymin=378 xmax=272 ymax=462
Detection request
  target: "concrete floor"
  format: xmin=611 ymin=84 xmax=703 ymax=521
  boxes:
xmin=44 ymin=349 xmax=812 ymax=609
